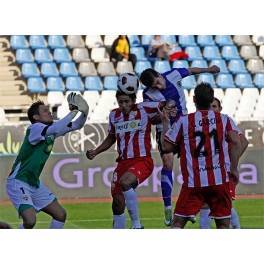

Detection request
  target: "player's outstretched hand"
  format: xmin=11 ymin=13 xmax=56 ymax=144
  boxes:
xmin=67 ymin=92 xmax=79 ymax=111
xmin=74 ymin=94 xmax=89 ymax=116
xmin=86 ymin=149 xmax=97 ymax=160
xmin=209 ymin=65 xmax=220 ymax=74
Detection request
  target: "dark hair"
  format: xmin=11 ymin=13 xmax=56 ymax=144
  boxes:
xmin=27 ymin=101 xmax=44 ymax=124
xmin=140 ymin=68 xmax=159 ymax=87
xmin=194 ymin=82 xmax=214 ymax=109
xmin=213 ymin=97 xmax=222 ymax=108
xmin=116 ymin=90 xmax=136 ymax=101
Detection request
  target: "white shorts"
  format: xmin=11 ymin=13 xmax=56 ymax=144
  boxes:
xmin=6 ymin=178 xmax=56 ymax=213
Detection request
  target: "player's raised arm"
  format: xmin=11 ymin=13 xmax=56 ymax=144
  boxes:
xmin=188 ymin=65 xmax=220 ymax=75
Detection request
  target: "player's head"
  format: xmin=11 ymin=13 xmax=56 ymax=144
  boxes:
xmin=211 ymin=97 xmax=222 ymax=112
xmin=116 ymin=90 xmax=136 ymax=114
xmin=140 ymin=68 xmax=166 ymax=90
xmin=27 ymin=101 xmax=53 ymax=124
xmin=193 ymin=82 xmax=214 ymax=110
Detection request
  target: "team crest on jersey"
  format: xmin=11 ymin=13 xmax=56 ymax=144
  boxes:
xmin=115 ymin=120 xmax=141 ymax=133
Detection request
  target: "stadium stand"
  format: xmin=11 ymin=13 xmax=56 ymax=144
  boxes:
xmin=0 ymin=35 xmax=263 ymax=123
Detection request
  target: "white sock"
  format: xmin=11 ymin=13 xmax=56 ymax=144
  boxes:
xmin=199 ymin=209 xmax=212 ymax=229
xmin=123 ymin=188 xmax=141 ymax=228
xmin=49 ymin=219 xmax=65 ymax=229
xmin=19 ymin=223 xmax=24 ymax=229
xmin=230 ymin=208 xmax=240 ymax=229
xmin=113 ymin=213 xmax=126 ymax=229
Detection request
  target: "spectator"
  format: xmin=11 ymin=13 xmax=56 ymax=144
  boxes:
xmin=148 ymin=35 xmax=171 ymax=60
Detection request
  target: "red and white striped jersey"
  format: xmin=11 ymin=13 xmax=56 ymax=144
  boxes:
xmin=164 ymin=110 xmax=239 ymax=188
xmin=108 ymin=102 xmax=160 ymax=161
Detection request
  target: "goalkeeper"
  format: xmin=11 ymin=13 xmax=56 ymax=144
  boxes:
xmin=6 ymin=93 xmax=89 ymax=229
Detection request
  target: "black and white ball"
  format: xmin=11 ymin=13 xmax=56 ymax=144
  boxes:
xmin=117 ymin=73 xmax=139 ymax=95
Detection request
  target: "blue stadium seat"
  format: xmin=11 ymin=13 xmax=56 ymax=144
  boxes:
xmin=134 ymin=60 xmax=152 ymax=75
xmin=197 ymin=35 xmax=215 ymax=46
xmin=85 ymin=76 xmax=103 ymax=91
xmin=16 ymin=49 xmax=34 ymax=63
xmin=179 ymin=35 xmax=196 ymax=47
xmin=141 ymin=35 xmax=153 ymax=47
xmin=209 ymin=59 xmax=229 ymax=73
xmin=216 ymin=73 xmax=236 ymax=88
xmin=185 ymin=46 xmax=203 ymax=60
xmin=203 ymin=46 xmax=221 ymax=60
xmin=47 ymin=77 xmax=65 ymax=91
xmin=53 ymin=48 xmax=72 ymax=62
xmin=130 ymin=47 xmax=147 ymax=60
xmin=65 ymin=77 xmax=84 ymax=91
xmin=181 ymin=75 xmax=196 ymax=90
xmin=104 ymin=76 xmax=118 ymax=90
xmin=127 ymin=35 xmax=140 ymax=46
xmin=41 ymin=62 xmax=60 ymax=77
xmin=197 ymin=73 xmax=216 ymax=87
xmin=154 ymin=60 xmax=171 ymax=73
xmin=59 ymin=62 xmax=78 ymax=77
xmin=254 ymin=73 xmax=264 ymax=88
xmin=161 ymin=35 xmax=177 ymax=45
xmin=172 ymin=60 xmax=189 ymax=68
xmin=48 ymin=35 xmax=66 ymax=49
xmin=10 ymin=35 xmax=29 ymax=49
xmin=22 ymin=63 xmax=40 ymax=78
xmin=29 ymin=35 xmax=47 ymax=49
xmin=215 ymin=35 xmax=233 ymax=46
xmin=235 ymin=73 xmax=254 ymax=88
xmin=228 ymin=59 xmax=247 ymax=74
xmin=191 ymin=59 xmax=208 ymax=68
xmin=222 ymin=45 xmax=240 ymax=60
xmin=27 ymin=77 xmax=46 ymax=93
xmin=35 ymin=48 xmax=53 ymax=63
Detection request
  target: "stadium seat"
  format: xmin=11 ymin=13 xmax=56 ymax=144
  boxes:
xmin=134 ymin=60 xmax=152 ymax=75
xmin=41 ymin=62 xmax=60 ymax=77
xmin=47 ymin=91 xmax=64 ymax=107
xmin=141 ymin=35 xmax=153 ymax=47
xmin=254 ymin=73 xmax=264 ymax=88
xmin=59 ymin=62 xmax=78 ymax=77
xmin=130 ymin=47 xmax=147 ymax=60
xmin=103 ymin=76 xmax=118 ymax=90
xmin=209 ymin=59 xmax=229 ymax=73
xmin=85 ymin=35 xmax=103 ymax=48
xmin=203 ymin=46 xmax=221 ymax=60
xmin=259 ymin=45 xmax=264 ymax=59
xmin=10 ymin=35 xmax=29 ymax=49
xmin=91 ymin=47 xmax=109 ymax=62
xmin=22 ymin=63 xmax=40 ymax=77
xmin=235 ymin=73 xmax=254 ymax=88
xmin=53 ymin=48 xmax=72 ymax=62
xmin=214 ymin=35 xmax=233 ymax=46
xmin=240 ymin=45 xmax=258 ymax=60
xmin=16 ymin=49 xmax=34 ymax=63
xmin=83 ymin=90 xmax=100 ymax=112
xmin=34 ymin=48 xmax=53 ymax=63
xmin=48 ymin=35 xmax=66 ymax=49
xmin=233 ymin=35 xmax=252 ymax=46
xmin=154 ymin=60 xmax=171 ymax=73
xmin=65 ymin=77 xmax=84 ymax=91
xmin=161 ymin=35 xmax=177 ymax=45
xmin=221 ymin=45 xmax=240 ymax=60
xmin=181 ymin=75 xmax=196 ymax=90
xmin=173 ymin=60 xmax=189 ymax=68
xmin=78 ymin=62 xmax=97 ymax=76
xmin=222 ymin=88 xmax=241 ymax=117
xmin=66 ymin=35 xmax=85 ymax=48
xmin=178 ymin=35 xmax=196 ymax=47
xmin=29 ymin=35 xmax=47 ymax=49
xmin=85 ymin=76 xmax=103 ymax=91
xmin=97 ymin=62 xmax=116 ymax=76
xmin=185 ymin=46 xmax=203 ymax=60
xmin=190 ymin=59 xmax=207 ymax=68
xmin=213 ymin=88 xmax=224 ymax=101
xmin=127 ymin=35 xmax=140 ymax=46
xmin=72 ymin=48 xmax=90 ymax=63
xmin=186 ymin=89 xmax=196 ymax=113
xmin=116 ymin=61 xmax=134 ymax=74
xmin=253 ymin=91 xmax=264 ymax=120
xmin=197 ymin=73 xmax=216 ymax=87
xmin=247 ymin=59 xmax=264 ymax=74
xmin=197 ymin=35 xmax=215 ymax=46
xmin=57 ymin=101 xmax=70 ymax=119
xmin=228 ymin=59 xmax=247 ymax=74
xmin=104 ymin=35 xmax=118 ymax=47
xmin=216 ymin=73 xmax=236 ymax=88
xmin=47 ymin=77 xmax=65 ymax=91
xmin=0 ymin=107 xmax=7 ymax=123
xmin=27 ymin=77 xmax=46 ymax=93
xmin=252 ymin=35 xmax=264 ymax=46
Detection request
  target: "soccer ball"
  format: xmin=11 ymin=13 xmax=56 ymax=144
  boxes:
xmin=117 ymin=73 xmax=139 ymax=95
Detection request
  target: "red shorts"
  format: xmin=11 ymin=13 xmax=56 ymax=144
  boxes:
xmin=175 ymin=183 xmax=232 ymax=219
xmin=229 ymin=178 xmax=237 ymax=200
xmin=111 ymin=156 xmax=154 ymax=196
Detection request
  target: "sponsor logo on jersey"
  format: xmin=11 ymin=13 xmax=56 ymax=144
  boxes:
xmin=115 ymin=120 xmax=141 ymax=133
